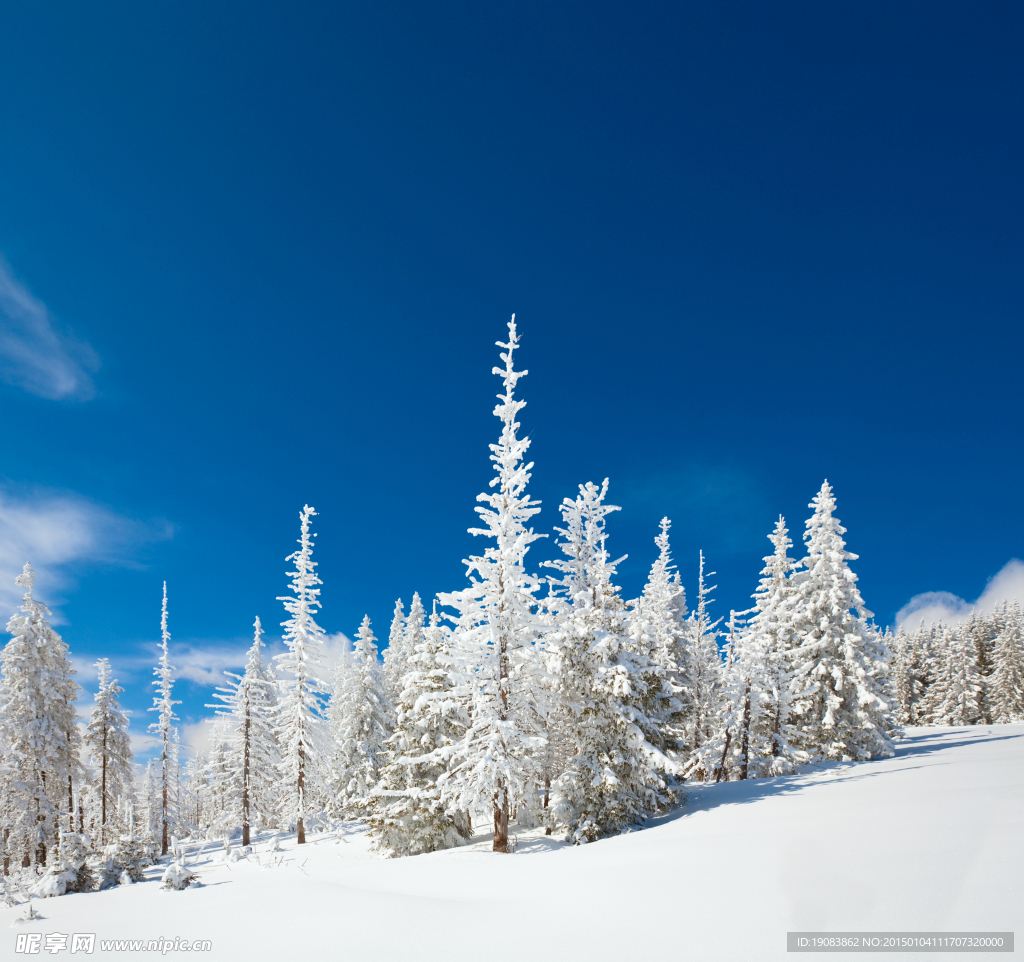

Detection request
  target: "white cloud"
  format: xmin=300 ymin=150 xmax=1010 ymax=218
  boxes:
xmin=0 ymin=257 xmax=99 ymax=401
xmin=0 ymin=485 xmax=173 ymax=621
xmin=896 ymin=558 xmax=1024 ymax=629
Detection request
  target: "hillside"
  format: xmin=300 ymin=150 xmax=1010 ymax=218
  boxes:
xmin=7 ymin=725 xmax=1022 ymax=961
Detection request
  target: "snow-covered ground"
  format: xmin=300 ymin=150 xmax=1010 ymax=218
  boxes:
xmin=7 ymin=726 xmax=1022 ymax=960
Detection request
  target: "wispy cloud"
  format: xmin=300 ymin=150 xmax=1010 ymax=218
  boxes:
xmin=0 ymin=257 xmax=100 ymax=401
xmin=0 ymin=485 xmax=173 ymax=621
xmin=896 ymin=558 xmax=1024 ymax=629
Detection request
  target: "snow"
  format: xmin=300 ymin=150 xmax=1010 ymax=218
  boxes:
xmin=6 ymin=725 xmax=1022 ymax=960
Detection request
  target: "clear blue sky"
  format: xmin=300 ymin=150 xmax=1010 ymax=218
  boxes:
xmin=1 ymin=2 xmax=1021 ymax=753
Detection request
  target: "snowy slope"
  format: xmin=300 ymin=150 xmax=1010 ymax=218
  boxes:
xmin=7 ymin=726 xmax=1022 ymax=961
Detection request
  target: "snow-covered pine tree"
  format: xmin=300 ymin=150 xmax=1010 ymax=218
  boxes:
xmin=207 ymin=617 xmax=282 ymax=845
xmin=328 ymin=616 xmax=394 ymax=816
xmin=84 ymin=658 xmax=133 ymax=846
xmin=545 ymin=480 xmax=675 ymax=842
xmin=147 ymin=582 xmax=180 ymax=856
xmin=437 ymin=316 xmax=547 ymax=853
xmin=746 ymin=516 xmax=800 ymax=770
xmin=368 ymin=603 xmax=472 ymax=856
xmin=382 ymin=598 xmax=406 ymax=704
xmin=683 ymin=551 xmax=723 ymax=774
xmin=275 ymin=505 xmax=330 ymax=844
xmin=787 ymin=482 xmax=893 ymax=761
xmin=631 ymin=518 xmax=689 ymax=758
xmin=990 ymin=604 xmax=1024 ymax=723
xmin=920 ymin=623 xmax=983 ymax=726
xmin=0 ymin=564 xmax=81 ymax=868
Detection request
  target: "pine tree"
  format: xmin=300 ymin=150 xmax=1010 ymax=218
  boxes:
xmin=632 ymin=518 xmax=689 ymax=758
xmin=382 ymin=598 xmax=406 ymax=704
xmin=147 ymin=582 xmax=180 ymax=856
xmin=0 ymin=564 xmax=81 ymax=868
xmin=207 ymin=617 xmax=282 ymax=845
xmin=546 ymin=480 xmax=674 ymax=842
xmin=84 ymin=659 xmax=133 ymax=846
xmin=990 ymin=605 xmax=1024 ymax=723
xmin=437 ymin=317 xmax=547 ymax=853
xmin=275 ymin=505 xmax=330 ymax=844
xmin=368 ymin=604 xmax=472 ymax=856
xmin=683 ymin=551 xmax=723 ymax=775
xmin=787 ymin=482 xmax=893 ymax=761
xmin=328 ymin=616 xmax=394 ymax=816
xmin=920 ymin=623 xmax=983 ymax=726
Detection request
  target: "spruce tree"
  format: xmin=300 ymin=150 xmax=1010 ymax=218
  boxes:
xmin=275 ymin=505 xmax=330 ymax=844
xmin=207 ymin=617 xmax=281 ymax=845
xmin=787 ymin=482 xmax=892 ymax=761
xmin=84 ymin=658 xmax=133 ymax=846
xmin=920 ymin=623 xmax=983 ymax=726
xmin=684 ymin=551 xmax=723 ymax=773
xmin=437 ymin=316 xmax=547 ymax=853
xmin=0 ymin=564 xmax=81 ymax=868
xmin=990 ymin=605 xmax=1024 ymax=723
xmin=382 ymin=598 xmax=406 ymax=704
xmin=368 ymin=604 xmax=472 ymax=856
xmin=328 ymin=616 xmax=394 ymax=816
xmin=147 ymin=582 xmax=180 ymax=856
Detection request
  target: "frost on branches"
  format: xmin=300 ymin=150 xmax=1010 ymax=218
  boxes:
xmin=0 ymin=564 xmax=81 ymax=869
xmin=327 ymin=616 xmax=394 ymax=816
xmin=368 ymin=603 xmax=472 ymax=856
xmin=147 ymin=582 xmax=181 ymax=855
xmin=787 ymin=482 xmax=893 ymax=762
xmin=207 ymin=617 xmax=281 ymax=845
xmin=437 ymin=316 xmax=547 ymax=853
xmin=275 ymin=505 xmax=330 ymax=844
xmin=84 ymin=658 xmax=134 ymax=846
xmin=546 ymin=480 xmax=675 ymax=843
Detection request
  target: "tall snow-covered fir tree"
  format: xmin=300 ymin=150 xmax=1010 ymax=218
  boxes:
xmin=787 ymin=482 xmax=893 ymax=761
xmin=368 ymin=603 xmax=472 ymax=856
xmin=919 ymin=623 xmax=983 ymax=726
xmin=437 ymin=316 xmax=547 ymax=853
xmin=327 ymin=616 xmax=394 ymax=816
xmin=84 ymin=658 xmax=133 ymax=846
xmin=207 ymin=617 xmax=281 ymax=845
xmin=546 ymin=480 xmax=675 ymax=842
xmin=0 ymin=564 xmax=81 ymax=868
xmin=275 ymin=505 xmax=330 ymax=844
xmin=147 ymin=582 xmax=180 ymax=855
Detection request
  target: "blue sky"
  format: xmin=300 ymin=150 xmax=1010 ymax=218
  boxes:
xmin=1 ymin=1 xmax=1022 ymax=759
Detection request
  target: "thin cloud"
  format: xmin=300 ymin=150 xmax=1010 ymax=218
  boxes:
xmin=896 ymin=558 xmax=1024 ymax=629
xmin=0 ymin=257 xmax=100 ymax=401
xmin=0 ymin=485 xmax=173 ymax=622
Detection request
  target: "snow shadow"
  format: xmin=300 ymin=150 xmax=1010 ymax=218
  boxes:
xmin=893 ymin=728 xmax=1024 ymax=760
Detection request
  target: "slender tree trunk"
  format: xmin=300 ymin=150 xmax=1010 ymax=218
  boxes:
xmin=493 ymin=788 xmax=509 ymax=853
xmin=296 ymin=741 xmax=306 ymax=845
xmin=3 ymin=827 xmax=9 ymax=875
xmin=101 ymin=725 xmax=108 ymax=844
xmin=715 ymin=729 xmax=732 ymax=783
xmin=739 ymin=681 xmax=752 ymax=780
xmin=242 ymin=698 xmax=251 ymax=848
xmin=77 ymin=797 xmax=84 ymax=834
xmin=492 ymin=589 xmax=510 ymax=854
xmin=161 ymin=735 xmax=169 ymax=856
xmin=543 ymin=776 xmax=552 ymax=836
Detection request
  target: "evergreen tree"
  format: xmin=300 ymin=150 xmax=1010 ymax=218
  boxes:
xmin=0 ymin=564 xmax=81 ymax=868
xmin=920 ymin=623 xmax=983 ymax=726
xmin=683 ymin=551 xmax=723 ymax=773
xmin=546 ymin=480 xmax=674 ymax=842
xmin=368 ymin=604 xmax=472 ymax=856
xmin=990 ymin=605 xmax=1024 ymax=723
xmin=275 ymin=505 xmax=330 ymax=845
xmin=147 ymin=582 xmax=180 ymax=856
xmin=328 ymin=616 xmax=394 ymax=815
xmin=382 ymin=598 xmax=406 ymax=704
xmin=787 ymin=482 xmax=893 ymax=761
xmin=207 ymin=617 xmax=282 ymax=845
xmin=84 ymin=658 xmax=133 ymax=846
xmin=437 ymin=317 xmax=547 ymax=853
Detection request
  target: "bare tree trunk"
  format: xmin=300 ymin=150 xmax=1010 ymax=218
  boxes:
xmin=101 ymin=725 xmax=108 ymax=844
xmin=3 ymin=827 xmax=9 ymax=875
xmin=738 ymin=681 xmax=752 ymax=780
xmin=242 ymin=699 xmax=251 ymax=848
xmin=543 ymin=775 xmax=552 ymax=836
xmin=296 ymin=742 xmax=306 ymax=845
xmin=715 ymin=729 xmax=732 ymax=783
xmin=493 ymin=788 xmax=509 ymax=853
xmin=493 ymin=584 xmax=510 ymax=854
xmin=161 ymin=734 xmax=169 ymax=856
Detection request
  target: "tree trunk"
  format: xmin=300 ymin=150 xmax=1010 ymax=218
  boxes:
xmin=242 ymin=697 xmax=251 ymax=848
xmin=739 ymin=681 xmax=752 ymax=780
xmin=101 ymin=725 xmax=108 ymax=844
xmin=296 ymin=742 xmax=306 ymax=845
xmin=162 ymin=734 xmax=169 ymax=856
xmin=543 ymin=776 xmax=552 ymax=836
xmin=715 ymin=729 xmax=732 ymax=783
xmin=493 ymin=787 xmax=509 ymax=853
